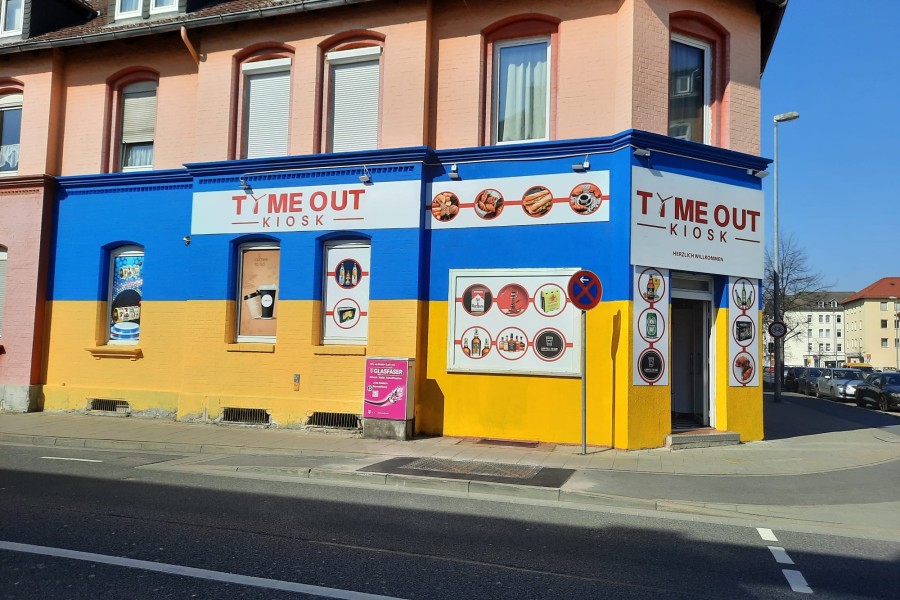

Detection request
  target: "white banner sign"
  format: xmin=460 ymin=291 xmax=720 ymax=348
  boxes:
xmin=191 ymin=180 xmax=422 ymax=234
xmin=633 ymin=266 xmax=670 ymax=386
xmin=631 ymin=167 xmax=764 ymax=278
xmin=728 ymin=276 xmax=760 ymax=387
xmin=430 ymin=172 xmax=610 ymax=229
xmin=448 ymin=269 xmax=580 ymax=376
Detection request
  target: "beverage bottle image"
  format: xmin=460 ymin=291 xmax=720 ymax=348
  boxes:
xmin=647 ymin=276 xmax=656 ymax=301
xmin=351 ymin=263 xmax=358 ymax=286
xmin=740 ymin=282 xmax=748 ymax=308
xmin=339 ymin=264 xmax=346 ymax=285
xmin=646 ymin=313 xmax=658 ymax=339
xmin=471 ymin=330 xmax=482 ymax=357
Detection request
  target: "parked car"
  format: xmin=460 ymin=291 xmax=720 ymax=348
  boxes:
xmin=813 ymin=368 xmax=866 ymax=401
xmin=855 ymin=372 xmax=900 ymax=411
xmin=784 ymin=366 xmax=805 ymax=392
xmin=797 ymin=368 xmax=823 ymax=396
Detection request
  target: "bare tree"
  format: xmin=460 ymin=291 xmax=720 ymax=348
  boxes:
xmin=761 ymin=232 xmax=831 ymax=348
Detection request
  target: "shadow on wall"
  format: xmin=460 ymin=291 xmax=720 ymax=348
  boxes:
xmin=416 ymin=378 xmax=445 ymax=436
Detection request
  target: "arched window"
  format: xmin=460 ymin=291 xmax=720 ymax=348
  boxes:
xmin=322 ymin=239 xmax=370 ymax=345
xmin=483 ymin=16 xmax=559 ymax=145
xmin=106 ymin=70 xmax=158 ymax=172
xmin=319 ymin=32 xmax=385 ymax=153
xmin=236 ymin=241 xmax=280 ymax=342
xmin=233 ymin=44 xmax=294 ymax=159
xmin=668 ymin=12 xmax=728 ymax=145
xmin=108 ymin=245 xmax=144 ymax=345
xmin=0 ymin=91 xmax=22 ymax=173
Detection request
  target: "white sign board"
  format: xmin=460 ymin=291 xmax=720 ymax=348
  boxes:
xmin=323 ymin=242 xmax=371 ymax=344
xmin=631 ymin=167 xmax=764 ymax=278
xmin=633 ymin=266 xmax=670 ymax=386
xmin=191 ymin=180 xmax=422 ymax=234
xmin=430 ymin=172 xmax=610 ymax=229
xmin=448 ymin=269 xmax=580 ymax=376
xmin=728 ymin=276 xmax=760 ymax=387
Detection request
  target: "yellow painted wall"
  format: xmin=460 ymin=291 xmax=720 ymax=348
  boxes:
xmin=43 ymin=299 xmax=421 ymax=425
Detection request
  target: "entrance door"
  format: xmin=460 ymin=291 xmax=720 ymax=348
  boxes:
xmin=671 ymin=298 xmax=709 ymax=427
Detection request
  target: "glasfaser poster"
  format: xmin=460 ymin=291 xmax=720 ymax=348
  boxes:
xmin=448 ymin=269 xmax=580 ymax=376
xmin=728 ymin=276 xmax=760 ymax=387
xmin=633 ymin=266 xmax=669 ymax=386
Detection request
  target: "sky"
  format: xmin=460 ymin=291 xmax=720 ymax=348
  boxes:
xmin=759 ymin=0 xmax=900 ymax=293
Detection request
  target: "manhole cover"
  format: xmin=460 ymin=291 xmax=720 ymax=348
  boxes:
xmin=402 ymin=457 xmax=541 ymax=479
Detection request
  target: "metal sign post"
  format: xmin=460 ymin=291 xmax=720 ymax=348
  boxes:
xmin=568 ymin=270 xmax=603 ymax=455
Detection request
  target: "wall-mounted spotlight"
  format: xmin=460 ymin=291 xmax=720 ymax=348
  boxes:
xmin=748 ymin=168 xmax=770 ymax=179
xmin=183 ymin=235 xmax=191 ymax=246
xmin=239 ymin=177 xmax=252 ymax=192
xmin=633 ymin=148 xmax=651 ymax=158
xmin=449 ymin=164 xmax=461 ymax=180
xmin=359 ymin=166 xmax=372 ymax=184
xmin=572 ymin=155 xmax=590 ymax=172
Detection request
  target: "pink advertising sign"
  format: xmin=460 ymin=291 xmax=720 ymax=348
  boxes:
xmin=363 ymin=358 xmax=414 ymax=420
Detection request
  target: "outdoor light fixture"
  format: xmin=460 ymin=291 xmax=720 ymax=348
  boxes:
xmin=183 ymin=236 xmax=191 ymax=246
xmin=359 ymin=166 xmax=372 ymax=184
xmin=772 ymin=110 xmax=800 ymax=402
xmin=748 ymin=168 xmax=770 ymax=179
xmin=572 ymin=155 xmax=590 ymax=172
xmin=633 ymin=148 xmax=651 ymax=158
xmin=449 ymin=164 xmax=461 ymax=180
xmin=239 ymin=177 xmax=252 ymax=192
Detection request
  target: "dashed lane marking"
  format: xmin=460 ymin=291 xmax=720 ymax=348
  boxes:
xmin=757 ymin=527 xmax=778 ymax=541
xmin=767 ymin=546 xmax=795 ymax=565
xmin=40 ymin=457 xmax=103 ymax=463
xmin=782 ymin=569 xmax=813 ymax=594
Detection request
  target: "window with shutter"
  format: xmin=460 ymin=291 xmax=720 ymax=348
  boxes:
xmin=120 ymin=81 xmax=157 ymax=171
xmin=326 ymin=47 xmax=381 ymax=152
xmin=0 ymin=93 xmax=21 ymax=172
xmin=242 ymin=58 xmax=291 ymax=159
xmin=0 ymin=247 xmax=6 ymax=336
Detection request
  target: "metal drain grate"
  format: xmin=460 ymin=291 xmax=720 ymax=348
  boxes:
xmin=476 ymin=438 xmax=540 ymax=448
xmin=401 ymin=458 xmax=542 ymax=479
xmin=307 ymin=412 xmax=360 ymax=429
xmin=89 ymin=399 xmax=130 ymax=414
xmin=222 ymin=407 xmax=270 ymax=425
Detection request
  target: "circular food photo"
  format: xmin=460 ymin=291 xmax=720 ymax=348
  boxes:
xmin=521 ymin=185 xmax=554 ymax=217
xmin=431 ymin=191 xmax=460 ymax=222
xmin=474 ymin=189 xmax=504 ymax=220
xmin=569 ymin=183 xmax=604 ymax=215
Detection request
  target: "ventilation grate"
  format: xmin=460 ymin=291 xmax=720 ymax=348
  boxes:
xmin=89 ymin=399 xmax=130 ymax=414
xmin=222 ymin=407 xmax=270 ymax=425
xmin=307 ymin=411 xmax=361 ymax=429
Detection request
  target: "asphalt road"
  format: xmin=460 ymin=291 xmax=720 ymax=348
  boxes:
xmin=1 ymin=445 xmax=898 ymax=599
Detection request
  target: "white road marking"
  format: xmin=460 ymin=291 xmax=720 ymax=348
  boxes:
xmin=39 ymin=457 xmax=103 ymax=463
xmin=0 ymin=540 xmax=407 ymax=600
xmin=782 ymin=569 xmax=813 ymax=594
xmin=757 ymin=527 xmax=778 ymax=541
xmin=768 ymin=546 xmax=795 ymax=564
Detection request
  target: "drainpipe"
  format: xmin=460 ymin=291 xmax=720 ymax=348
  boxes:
xmin=181 ymin=26 xmax=200 ymax=66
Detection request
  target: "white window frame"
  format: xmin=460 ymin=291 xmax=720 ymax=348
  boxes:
xmin=880 ymin=302 xmax=888 ymax=311
xmin=492 ymin=35 xmax=551 ymax=145
xmin=115 ymin=0 xmax=142 ymax=20
xmin=322 ymin=240 xmax=370 ymax=346
xmin=150 ymin=0 xmax=177 ymax=15
xmin=0 ymin=92 xmax=22 ymax=175
xmin=325 ymin=46 xmax=382 ymax=153
xmin=0 ymin=246 xmax=6 ymax=337
xmin=236 ymin=242 xmax=279 ymax=343
xmin=119 ymin=80 xmax=157 ymax=172
xmin=241 ymin=57 xmax=292 ymax=159
xmin=669 ymin=34 xmax=711 ymax=144
xmin=107 ymin=245 xmax=144 ymax=346
xmin=0 ymin=0 xmax=23 ymax=36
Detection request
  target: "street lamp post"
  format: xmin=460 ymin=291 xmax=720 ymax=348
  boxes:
xmin=891 ymin=296 xmax=899 ymax=371
xmin=772 ymin=111 xmax=800 ymax=402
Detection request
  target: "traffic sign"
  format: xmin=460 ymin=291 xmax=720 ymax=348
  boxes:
xmin=568 ymin=270 xmax=603 ymax=311
xmin=768 ymin=321 xmax=787 ymax=338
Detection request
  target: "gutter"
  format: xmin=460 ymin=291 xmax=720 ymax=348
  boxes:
xmin=0 ymin=0 xmax=376 ymax=55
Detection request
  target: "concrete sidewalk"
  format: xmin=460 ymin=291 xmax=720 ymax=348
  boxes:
xmin=2 ymin=393 xmax=899 ymax=540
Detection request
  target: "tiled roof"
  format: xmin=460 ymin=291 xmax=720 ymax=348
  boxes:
xmin=0 ymin=0 xmax=376 ymax=52
xmin=841 ymin=277 xmax=900 ymax=304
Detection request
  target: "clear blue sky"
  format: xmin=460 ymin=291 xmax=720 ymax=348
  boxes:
xmin=760 ymin=0 xmax=900 ymax=293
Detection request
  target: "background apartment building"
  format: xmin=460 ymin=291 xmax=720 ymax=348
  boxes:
xmin=842 ymin=277 xmax=900 ymax=370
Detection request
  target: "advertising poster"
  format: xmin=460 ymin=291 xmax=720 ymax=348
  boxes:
xmin=633 ymin=266 xmax=670 ymax=385
xmin=363 ymin=358 xmax=414 ymax=420
xmin=448 ymin=269 xmax=580 ymax=376
xmin=430 ymin=171 xmax=610 ymax=229
xmin=109 ymin=253 xmax=144 ymax=344
xmin=631 ymin=167 xmax=764 ymax=278
xmin=323 ymin=242 xmax=371 ymax=344
xmin=729 ymin=276 xmax=760 ymax=387
xmin=238 ymin=248 xmax=279 ymax=339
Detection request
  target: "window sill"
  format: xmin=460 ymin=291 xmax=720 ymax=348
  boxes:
xmin=314 ymin=345 xmax=367 ymax=356
xmin=227 ymin=343 xmax=275 ymax=353
xmin=85 ymin=346 xmax=143 ymax=360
